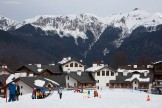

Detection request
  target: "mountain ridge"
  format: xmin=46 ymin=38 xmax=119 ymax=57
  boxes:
xmin=0 ymin=9 xmax=162 ymax=68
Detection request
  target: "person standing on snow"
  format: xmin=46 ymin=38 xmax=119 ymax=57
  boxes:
xmin=41 ymin=88 xmax=46 ymax=98
xmin=8 ymin=82 xmax=16 ymax=102
xmin=15 ymin=84 xmax=20 ymax=101
xmin=58 ymin=87 xmax=63 ymax=99
xmin=32 ymin=88 xmax=36 ymax=99
xmin=88 ymin=90 xmax=90 ymax=98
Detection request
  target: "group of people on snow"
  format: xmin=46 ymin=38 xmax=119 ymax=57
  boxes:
xmin=8 ymin=82 xmax=20 ymax=102
xmin=74 ymin=88 xmax=99 ymax=98
xmin=32 ymin=88 xmax=46 ymax=99
xmin=32 ymin=86 xmax=63 ymax=99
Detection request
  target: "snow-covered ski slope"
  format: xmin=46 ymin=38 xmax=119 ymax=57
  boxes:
xmin=0 ymin=89 xmax=162 ymax=108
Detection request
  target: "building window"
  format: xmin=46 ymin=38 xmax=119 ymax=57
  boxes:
xmin=102 ymin=71 xmax=105 ymax=76
xmin=135 ymin=81 xmax=137 ymax=84
xmin=97 ymin=72 xmax=100 ymax=76
xmin=97 ymin=80 xmax=99 ymax=83
xmin=79 ymin=65 xmax=82 ymax=67
xmin=67 ymin=76 xmax=69 ymax=80
xmin=106 ymin=71 xmax=109 ymax=76
xmin=65 ymin=65 xmax=68 ymax=67
xmin=70 ymin=63 xmax=73 ymax=67
xmin=21 ymin=86 xmax=23 ymax=89
xmin=75 ymin=63 xmax=78 ymax=67
xmin=74 ymin=83 xmax=76 ymax=87
xmin=106 ymin=83 xmax=109 ymax=86
xmin=97 ymin=86 xmax=99 ymax=89
xmin=121 ymin=73 xmax=123 ymax=76
xmin=111 ymin=72 xmax=114 ymax=76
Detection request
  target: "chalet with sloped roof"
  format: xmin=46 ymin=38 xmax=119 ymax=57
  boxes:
xmin=110 ymin=65 xmax=153 ymax=92
xmin=85 ymin=63 xmax=116 ymax=90
xmin=15 ymin=64 xmax=64 ymax=77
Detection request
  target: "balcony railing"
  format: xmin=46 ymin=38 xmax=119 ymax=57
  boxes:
xmin=154 ymin=84 xmax=162 ymax=87
xmin=109 ymin=86 xmax=133 ymax=88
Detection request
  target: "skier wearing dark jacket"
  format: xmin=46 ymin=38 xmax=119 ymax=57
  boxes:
xmin=15 ymin=84 xmax=20 ymax=101
xmin=8 ymin=82 xmax=16 ymax=102
xmin=58 ymin=87 xmax=63 ymax=99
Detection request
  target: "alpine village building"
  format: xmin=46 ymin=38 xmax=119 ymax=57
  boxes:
xmin=0 ymin=57 xmax=162 ymax=97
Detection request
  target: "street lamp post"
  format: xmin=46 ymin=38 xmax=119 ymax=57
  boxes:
xmin=2 ymin=65 xmax=7 ymax=103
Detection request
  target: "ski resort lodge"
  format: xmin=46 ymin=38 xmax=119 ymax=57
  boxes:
xmin=0 ymin=57 xmax=162 ymax=97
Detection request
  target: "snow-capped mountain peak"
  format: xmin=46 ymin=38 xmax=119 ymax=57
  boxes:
xmin=23 ymin=13 xmax=106 ymax=39
xmin=154 ymin=12 xmax=162 ymax=19
xmin=0 ymin=10 xmax=162 ymax=48
xmin=103 ymin=9 xmax=162 ymax=48
xmin=0 ymin=15 xmax=19 ymax=31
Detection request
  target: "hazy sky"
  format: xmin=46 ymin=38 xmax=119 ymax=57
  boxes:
xmin=0 ymin=0 xmax=162 ymax=21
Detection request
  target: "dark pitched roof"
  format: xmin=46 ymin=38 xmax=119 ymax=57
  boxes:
xmin=118 ymin=65 xmax=148 ymax=70
xmin=60 ymin=59 xmax=85 ymax=66
xmin=45 ymin=76 xmax=66 ymax=87
xmin=16 ymin=64 xmax=63 ymax=74
xmin=18 ymin=76 xmax=61 ymax=88
xmin=110 ymin=71 xmax=154 ymax=84
xmin=68 ymin=72 xmax=96 ymax=83
xmin=97 ymin=66 xmax=116 ymax=72
xmin=41 ymin=65 xmax=63 ymax=74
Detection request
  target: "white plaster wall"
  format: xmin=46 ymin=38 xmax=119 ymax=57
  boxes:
xmin=133 ymin=80 xmax=139 ymax=89
xmin=65 ymin=75 xmax=77 ymax=88
xmin=15 ymin=72 xmax=35 ymax=77
xmin=16 ymin=80 xmax=33 ymax=95
xmin=20 ymin=73 xmax=27 ymax=77
xmin=62 ymin=61 xmax=84 ymax=72
xmin=15 ymin=73 xmax=20 ymax=79
xmin=6 ymin=80 xmax=32 ymax=98
xmin=94 ymin=68 xmax=116 ymax=90
xmin=148 ymin=83 xmax=152 ymax=93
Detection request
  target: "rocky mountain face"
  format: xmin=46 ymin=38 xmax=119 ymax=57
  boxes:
xmin=0 ymin=9 xmax=162 ymax=68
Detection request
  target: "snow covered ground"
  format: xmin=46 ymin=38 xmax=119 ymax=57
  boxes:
xmin=0 ymin=89 xmax=162 ymax=108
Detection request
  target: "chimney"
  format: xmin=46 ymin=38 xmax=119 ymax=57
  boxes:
xmin=93 ymin=63 xmax=98 ymax=67
xmin=68 ymin=57 xmax=71 ymax=60
xmin=77 ymin=70 xmax=81 ymax=76
xmin=67 ymin=69 xmax=70 ymax=73
xmin=80 ymin=60 xmax=83 ymax=62
xmin=133 ymin=65 xmax=137 ymax=68
xmin=49 ymin=63 xmax=55 ymax=66
xmin=63 ymin=58 xmax=67 ymax=61
xmin=36 ymin=64 xmax=41 ymax=68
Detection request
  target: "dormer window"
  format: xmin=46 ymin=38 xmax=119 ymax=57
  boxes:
xmin=75 ymin=63 xmax=78 ymax=67
xmin=70 ymin=63 xmax=73 ymax=67
xmin=65 ymin=65 xmax=68 ymax=67
xmin=97 ymin=72 xmax=100 ymax=76
xmin=111 ymin=72 xmax=114 ymax=76
xmin=102 ymin=71 xmax=105 ymax=76
xmin=106 ymin=71 xmax=109 ymax=76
